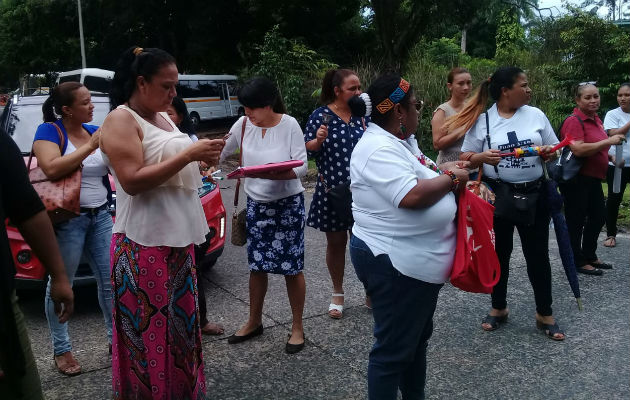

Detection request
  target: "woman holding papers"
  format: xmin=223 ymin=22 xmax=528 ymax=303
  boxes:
xmin=220 ymin=77 xmax=309 ymax=354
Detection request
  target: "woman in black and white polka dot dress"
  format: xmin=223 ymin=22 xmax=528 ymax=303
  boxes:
xmin=305 ymin=69 xmax=366 ymax=319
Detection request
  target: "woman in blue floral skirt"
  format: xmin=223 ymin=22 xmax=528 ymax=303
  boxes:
xmin=220 ymin=77 xmax=309 ymax=354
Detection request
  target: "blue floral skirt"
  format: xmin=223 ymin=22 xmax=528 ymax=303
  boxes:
xmin=246 ymin=193 xmax=305 ymax=275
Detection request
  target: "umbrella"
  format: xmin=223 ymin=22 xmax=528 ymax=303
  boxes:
xmin=613 ymin=144 xmax=623 ymax=193
xmin=543 ymin=163 xmax=583 ymax=310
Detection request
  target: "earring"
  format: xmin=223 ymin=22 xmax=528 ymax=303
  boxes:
xmin=398 ymin=118 xmax=406 ymax=138
xmin=69 ymin=113 xmax=73 ymax=119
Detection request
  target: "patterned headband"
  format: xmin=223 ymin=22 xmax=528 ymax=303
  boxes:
xmin=375 ymin=78 xmax=410 ymax=114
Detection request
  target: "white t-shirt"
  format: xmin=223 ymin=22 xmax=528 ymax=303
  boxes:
xmin=603 ymin=107 xmax=630 ymax=167
xmin=461 ymin=104 xmax=558 ymax=183
xmin=350 ymin=123 xmax=457 ymax=284
xmin=65 ymin=140 xmax=108 ymax=208
xmin=220 ymin=115 xmax=308 ymax=202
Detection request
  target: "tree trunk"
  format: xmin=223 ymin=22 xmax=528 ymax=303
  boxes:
xmin=461 ymin=28 xmax=467 ymax=54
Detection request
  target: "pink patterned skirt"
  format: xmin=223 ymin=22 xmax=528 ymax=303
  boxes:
xmin=110 ymin=233 xmax=206 ymax=400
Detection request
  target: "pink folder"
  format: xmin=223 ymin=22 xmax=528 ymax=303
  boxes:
xmin=226 ymin=160 xmax=304 ymax=179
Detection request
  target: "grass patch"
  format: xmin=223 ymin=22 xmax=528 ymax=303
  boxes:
xmin=602 ymin=181 xmax=630 ymax=229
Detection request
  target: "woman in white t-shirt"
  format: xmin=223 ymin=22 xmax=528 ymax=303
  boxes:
xmin=348 ymin=74 xmax=470 ymax=399
xmin=33 ymin=82 xmax=113 ymax=377
xmin=458 ymin=67 xmax=564 ymax=341
xmin=603 ymin=83 xmax=630 ymax=248
xmin=220 ymin=77 xmax=308 ymax=354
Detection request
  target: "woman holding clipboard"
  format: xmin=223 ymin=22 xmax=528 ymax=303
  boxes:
xmin=220 ymin=77 xmax=309 ymax=354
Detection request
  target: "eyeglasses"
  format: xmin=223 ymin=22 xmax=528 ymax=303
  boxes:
xmin=578 ymin=81 xmax=596 ymax=86
xmin=411 ymin=100 xmax=424 ymax=112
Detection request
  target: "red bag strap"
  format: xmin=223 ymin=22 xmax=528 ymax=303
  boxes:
xmin=233 ymin=117 xmax=247 ymax=209
xmin=28 ymin=122 xmax=65 ymax=171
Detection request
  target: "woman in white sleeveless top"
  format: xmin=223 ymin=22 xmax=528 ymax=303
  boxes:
xmin=100 ymin=46 xmax=224 ymax=400
xmin=431 ymin=67 xmax=472 ymax=164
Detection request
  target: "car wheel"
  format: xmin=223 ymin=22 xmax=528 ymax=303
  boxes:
xmin=190 ymin=112 xmax=200 ymax=128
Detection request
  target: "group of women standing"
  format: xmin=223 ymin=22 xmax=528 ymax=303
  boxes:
xmin=29 ymin=40 xmax=627 ymax=399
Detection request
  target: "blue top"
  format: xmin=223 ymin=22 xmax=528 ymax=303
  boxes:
xmin=33 ymin=120 xmax=99 ymax=155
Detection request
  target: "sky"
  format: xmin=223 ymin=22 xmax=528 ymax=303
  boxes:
xmin=537 ymin=0 xmax=615 ymax=18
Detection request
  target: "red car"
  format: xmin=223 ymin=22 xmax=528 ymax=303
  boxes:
xmin=2 ymin=94 xmax=226 ymax=288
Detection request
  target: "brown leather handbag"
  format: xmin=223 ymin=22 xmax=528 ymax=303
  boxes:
xmin=231 ymin=117 xmax=247 ymax=246
xmin=28 ymin=123 xmax=82 ymax=224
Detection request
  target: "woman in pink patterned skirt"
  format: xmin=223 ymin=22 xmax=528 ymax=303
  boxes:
xmin=100 ymin=46 xmax=224 ymax=399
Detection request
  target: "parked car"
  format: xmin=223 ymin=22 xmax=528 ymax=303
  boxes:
xmin=1 ymin=93 xmax=226 ymax=289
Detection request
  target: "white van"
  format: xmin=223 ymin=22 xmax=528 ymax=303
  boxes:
xmin=177 ymin=74 xmax=243 ymax=126
xmin=56 ymin=68 xmax=114 ymax=93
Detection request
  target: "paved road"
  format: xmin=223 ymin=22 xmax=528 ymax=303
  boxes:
xmin=18 ymin=178 xmax=630 ymax=399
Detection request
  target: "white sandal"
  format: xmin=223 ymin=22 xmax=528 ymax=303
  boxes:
xmin=328 ymin=293 xmax=344 ymax=319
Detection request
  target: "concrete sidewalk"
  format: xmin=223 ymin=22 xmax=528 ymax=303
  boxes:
xmin=22 ymin=182 xmax=630 ymax=399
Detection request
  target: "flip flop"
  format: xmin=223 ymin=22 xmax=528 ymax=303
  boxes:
xmin=53 ymin=352 xmax=82 ymax=376
xmin=201 ymin=322 xmax=225 ymax=335
xmin=481 ymin=313 xmax=508 ymax=331
xmin=603 ymin=236 xmax=616 ymax=248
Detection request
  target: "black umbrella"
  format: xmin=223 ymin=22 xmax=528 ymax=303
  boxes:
xmin=543 ymin=165 xmax=583 ymax=310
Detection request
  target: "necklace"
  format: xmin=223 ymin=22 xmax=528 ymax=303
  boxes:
xmin=417 ymin=154 xmax=442 ymax=174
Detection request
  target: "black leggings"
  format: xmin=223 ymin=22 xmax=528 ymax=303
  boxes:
xmin=606 ymin=165 xmax=630 ymax=237
xmin=560 ymin=175 xmax=606 ymax=267
xmin=492 ymin=189 xmax=553 ymax=316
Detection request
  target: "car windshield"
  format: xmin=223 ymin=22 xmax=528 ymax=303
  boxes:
xmin=1 ymin=95 xmax=110 ymax=153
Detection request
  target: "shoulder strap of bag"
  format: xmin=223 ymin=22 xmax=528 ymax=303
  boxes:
xmin=558 ymin=114 xmax=585 ymax=138
xmin=484 ymin=112 xmax=499 ymax=175
xmin=27 ymin=122 xmax=65 ymax=171
xmin=233 ymin=117 xmax=247 ymax=208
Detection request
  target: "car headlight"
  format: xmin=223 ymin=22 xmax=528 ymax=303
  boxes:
xmin=17 ymin=250 xmax=31 ymax=264
xmin=219 ymin=216 xmax=225 ymax=238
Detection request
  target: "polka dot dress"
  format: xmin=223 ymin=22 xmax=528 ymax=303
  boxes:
xmin=304 ymin=106 xmax=367 ymax=232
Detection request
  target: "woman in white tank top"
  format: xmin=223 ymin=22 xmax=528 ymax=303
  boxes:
xmin=100 ymin=46 xmax=225 ymax=400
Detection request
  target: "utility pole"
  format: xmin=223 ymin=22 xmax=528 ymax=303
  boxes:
xmin=77 ymin=0 xmax=86 ymax=68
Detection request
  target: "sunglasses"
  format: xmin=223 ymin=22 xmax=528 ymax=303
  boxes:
xmin=411 ymin=100 xmax=424 ymax=112
xmin=578 ymin=81 xmax=597 ymax=86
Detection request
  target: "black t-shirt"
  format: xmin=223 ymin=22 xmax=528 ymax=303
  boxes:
xmin=0 ymin=131 xmax=46 ymax=293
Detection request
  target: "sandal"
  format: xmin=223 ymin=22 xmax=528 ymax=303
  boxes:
xmin=536 ymin=320 xmax=565 ymax=341
xmin=201 ymin=322 xmax=225 ymax=335
xmin=481 ymin=313 xmax=508 ymax=331
xmin=591 ymin=261 xmax=613 ymax=270
xmin=53 ymin=351 xmax=82 ymax=376
xmin=328 ymin=293 xmax=344 ymax=319
xmin=603 ymin=236 xmax=616 ymax=248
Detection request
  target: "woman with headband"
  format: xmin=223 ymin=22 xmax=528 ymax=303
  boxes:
xmin=348 ymin=74 xmax=469 ymax=399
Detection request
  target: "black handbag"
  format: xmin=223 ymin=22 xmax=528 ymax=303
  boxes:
xmin=546 ymin=114 xmax=585 ymax=183
xmin=482 ymin=112 xmax=541 ymax=226
xmin=319 ymin=176 xmax=353 ymax=224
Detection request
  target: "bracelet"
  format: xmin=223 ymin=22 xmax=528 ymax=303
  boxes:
xmin=444 ymin=170 xmax=460 ymax=190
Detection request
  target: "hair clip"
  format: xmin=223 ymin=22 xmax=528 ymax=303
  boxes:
xmin=360 ymin=93 xmax=372 ymax=117
xmin=133 ymin=47 xmax=144 ymax=56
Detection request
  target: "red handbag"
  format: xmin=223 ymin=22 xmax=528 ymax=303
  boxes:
xmin=28 ymin=123 xmax=82 ymax=224
xmin=450 ymin=185 xmax=500 ymax=294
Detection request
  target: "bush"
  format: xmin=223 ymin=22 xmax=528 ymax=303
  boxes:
xmin=245 ymin=25 xmax=337 ymax=125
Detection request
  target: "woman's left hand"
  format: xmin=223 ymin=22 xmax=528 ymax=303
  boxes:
xmin=439 ymin=160 xmax=472 ymax=172
xmin=538 ymin=145 xmax=558 ymax=161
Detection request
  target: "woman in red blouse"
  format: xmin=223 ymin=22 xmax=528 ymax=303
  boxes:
xmin=559 ymin=83 xmax=625 ymax=275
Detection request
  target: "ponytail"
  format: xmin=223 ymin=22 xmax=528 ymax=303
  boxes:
xmin=442 ymin=80 xmax=490 ymax=135
xmin=110 ymin=46 xmax=176 ymax=110
xmin=443 ymin=66 xmax=523 ymax=135
xmin=42 ymin=82 xmax=83 ymax=122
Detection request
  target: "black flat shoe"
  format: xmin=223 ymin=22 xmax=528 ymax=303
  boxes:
xmin=227 ymin=324 xmax=263 ymax=344
xmin=591 ymin=262 xmax=613 ymax=270
xmin=577 ymin=266 xmax=603 ymax=276
xmin=285 ymin=334 xmax=305 ymax=354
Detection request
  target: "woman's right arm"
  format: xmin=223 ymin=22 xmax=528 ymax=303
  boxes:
xmin=33 ymin=129 xmax=100 ymax=181
xmin=562 ymin=116 xmax=625 ymax=158
xmin=100 ymin=109 xmax=223 ymax=196
xmin=431 ymin=109 xmax=466 ymax=150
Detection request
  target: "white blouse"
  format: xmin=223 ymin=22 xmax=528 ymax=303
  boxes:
xmin=220 ymin=115 xmax=308 ymax=202
xmin=102 ymin=105 xmax=209 ymax=247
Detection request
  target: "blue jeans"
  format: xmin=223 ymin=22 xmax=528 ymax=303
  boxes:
xmin=350 ymin=235 xmax=443 ymax=400
xmin=44 ymin=208 xmax=113 ymax=355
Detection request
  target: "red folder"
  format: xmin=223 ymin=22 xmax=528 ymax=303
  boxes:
xmin=226 ymin=160 xmax=304 ymax=179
